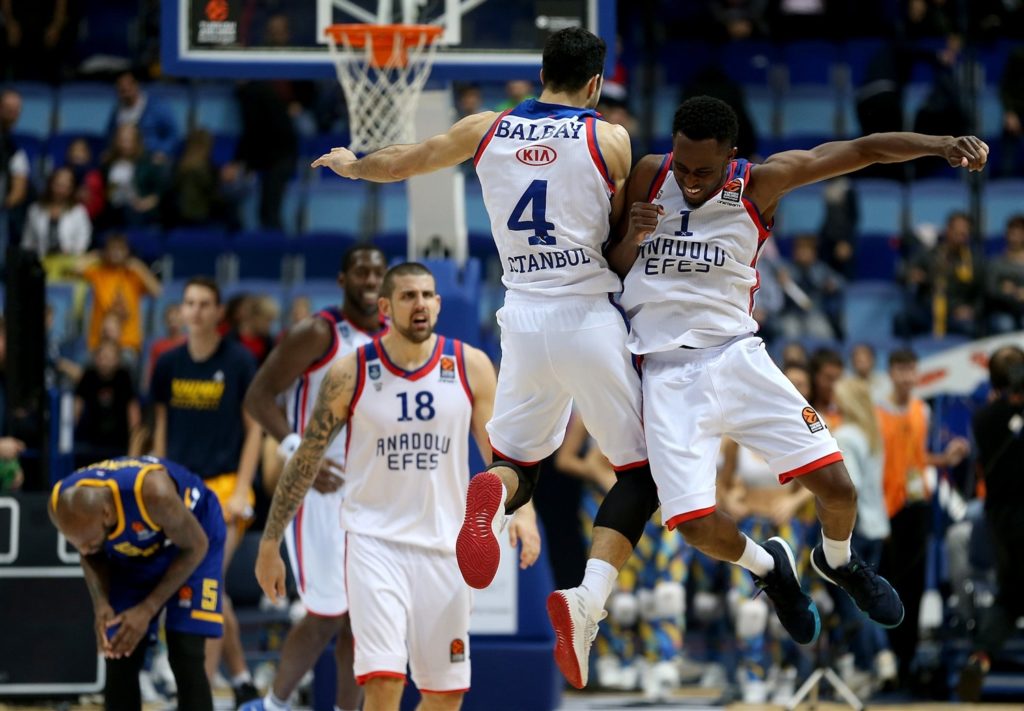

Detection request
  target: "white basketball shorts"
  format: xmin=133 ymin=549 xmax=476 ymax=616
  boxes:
xmin=283 ymin=489 xmax=347 ymax=617
xmin=346 ymin=532 xmax=471 ymax=693
xmin=486 ymin=291 xmax=647 ymax=469
xmin=642 ymin=335 xmax=843 ymax=528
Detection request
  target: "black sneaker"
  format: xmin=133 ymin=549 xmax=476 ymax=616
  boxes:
xmin=810 ymin=544 xmax=905 ymax=628
xmin=956 ymin=653 xmax=990 ymax=702
xmin=751 ymin=537 xmax=821 ymax=646
xmin=233 ymin=681 xmax=260 ymax=708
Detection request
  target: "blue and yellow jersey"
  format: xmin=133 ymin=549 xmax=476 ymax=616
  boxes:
xmin=51 ymin=456 xmax=214 ymax=580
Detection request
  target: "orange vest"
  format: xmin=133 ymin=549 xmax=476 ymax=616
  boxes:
xmin=877 ymin=398 xmax=929 ymax=517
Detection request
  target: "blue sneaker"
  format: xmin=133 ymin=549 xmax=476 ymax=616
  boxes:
xmin=811 ymin=544 xmax=904 ymax=628
xmin=750 ymin=537 xmax=821 ymax=646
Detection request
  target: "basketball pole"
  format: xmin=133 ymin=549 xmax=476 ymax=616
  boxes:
xmin=408 ymin=85 xmax=468 ymax=265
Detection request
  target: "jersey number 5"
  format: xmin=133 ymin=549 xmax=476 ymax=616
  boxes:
xmin=508 ymin=180 xmax=556 ymax=246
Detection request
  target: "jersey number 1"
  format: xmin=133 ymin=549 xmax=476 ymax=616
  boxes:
xmin=508 ymin=180 xmax=556 ymax=246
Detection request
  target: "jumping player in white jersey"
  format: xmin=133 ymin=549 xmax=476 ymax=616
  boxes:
xmin=240 ymin=246 xmax=388 ymax=711
xmin=607 ymin=96 xmax=988 ymax=652
xmin=312 ymin=27 xmax=662 ymax=689
xmin=254 ymin=263 xmax=541 ymax=711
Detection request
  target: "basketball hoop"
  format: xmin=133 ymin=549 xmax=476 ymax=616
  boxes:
xmin=326 ymin=24 xmax=443 ymax=153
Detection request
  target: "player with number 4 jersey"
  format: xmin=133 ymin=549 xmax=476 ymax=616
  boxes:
xmin=312 ymin=27 xmax=661 ymax=691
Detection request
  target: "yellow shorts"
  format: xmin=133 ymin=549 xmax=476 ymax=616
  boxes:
xmin=204 ymin=472 xmax=255 ymax=534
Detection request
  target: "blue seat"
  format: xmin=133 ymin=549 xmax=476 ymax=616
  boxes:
xmin=719 ymin=41 xmax=776 ymax=86
xmin=852 ymin=179 xmax=905 ymax=234
xmin=978 ymin=85 xmax=1003 ymax=138
xmin=303 ymin=183 xmax=368 ymax=234
xmin=9 ymin=82 xmax=54 ymax=139
xmin=211 ymin=133 xmax=238 ymax=166
xmin=435 ymin=292 xmax=481 ymax=347
xmin=984 ymin=234 xmax=1006 ymax=257
xmin=372 ymin=233 xmax=408 ymax=261
xmin=745 ymin=86 xmax=775 ymax=139
xmin=56 ymin=83 xmax=116 ymax=135
xmin=465 ymin=186 xmax=491 ymax=235
xmin=46 ymin=282 xmax=77 ymax=346
xmin=150 ymin=281 xmax=188 ymax=340
xmin=241 ymin=179 xmax=304 ymax=233
xmin=290 ymin=232 xmax=359 ymax=279
xmin=165 ymin=228 xmax=228 ymax=279
xmin=378 ymin=185 xmax=409 ymax=235
xmin=841 ymin=38 xmax=885 ymax=88
xmin=232 ymin=230 xmax=290 ymax=280
xmin=147 ymin=83 xmax=192 ymax=139
xmin=908 ymin=178 xmax=969 ymax=229
xmin=780 ymin=85 xmax=838 ymax=137
xmin=123 ymin=227 xmax=164 ymax=263
xmin=46 ymin=133 xmax=107 ymax=169
xmin=910 ymin=334 xmax=970 ymax=358
xmin=903 ymin=83 xmax=931 ymax=130
xmin=775 ymin=184 xmax=825 ymax=235
xmin=984 ymin=180 xmax=1024 ymax=235
xmin=652 ymin=91 xmax=678 ymax=144
xmin=193 ymin=84 xmax=241 ymax=136
xmin=420 ymin=258 xmax=482 ymax=302
xmin=843 ymin=281 xmax=903 ymax=341
xmin=783 ymin=41 xmax=839 ymax=85
xmin=855 ymin=232 xmax=901 ymax=280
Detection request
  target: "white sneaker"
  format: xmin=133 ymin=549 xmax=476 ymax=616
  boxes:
xmin=138 ymin=670 xmax=164 ymax=704
xmin=642 ymin=660 xmax=680 ymax=701
xmin=595 ymin=655 xmax=624 ymax=689
xmin=151 ymin=647 xmax=176 ymax=694
xmin=771 ymin=666 xmax=798 ymax=706
xmin=875 ymin=649 xmax=898 ymax=683
xmin=546 ymin=588 xmax=606 ymax=689
xmin=699 ymin=662 xmax=728 ymax=689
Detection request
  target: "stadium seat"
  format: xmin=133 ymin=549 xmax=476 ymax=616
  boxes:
xmin=193 ymin=84 xmax=241 ymax=136
xmin=9 ymin=82 xmax=54 ymax=139
xmin=123 ymin=227 xmax=164 ymax=263
xmin=165 ymin=228 xmax=229 ymax=280
xmin=56 ymin=82 xmax=116 ymax=135
xmin=150 ymin=281 xmax=188 ymax=339
xmin=45 ymin=133 xmax=107 ymax=170
xmin=652 ymin=91 xmax=678 ymax=143
xmin=420 ymin=258 xmax=482 ymax=302
xmin=855 ymin=232 xmax=901 ymax=280
xmin=910 ymin=334 xmax=970 ymax=358
xmin=843 ymin=280 xmax=903 ymax=340
xmin=783 ymin=41 xmax=839 ymax=85
xmin=908 ymin=178 xmax=969 ymax=229
xmin=775 ymin=183 xmax=825 ymax=235
xmin=241 ymin=179 xmax=304 ymax=234
xmin=902 ymin=83 xmax=931 ymax=130
xmin=780 ymin=85 xmax=839 ymax=137
xmin=852 ymin=178 xmax=905 ymax=234
xmin=464 ymin=185 xmax=491 ymax=235
xmin=289 ymin=232 xmax=360 ymax=280
xmin=378 ymin=184 xmax=409 ymax=235
xmin=372 ymin=233 xmax=408 ymax=261
xmin=719 ymin=41 xmax=776 ymax=86
xmin=231 ymin=230 xmax=290 ymax=280
xmin=745 ymin=86 xmax=775 ymax=139
xmin=146 ymin=83 xmax=192 ymax=139
xmin=211 ymin=133 xmax=238 ymax=166
xmin=841 ymin=38 xmax=885 ymax=88
xmin=46 ymin=282 xmax=77 ymax=346
xmin=303 ymin=182 xmax=369 ymax=234
xmin=984 ymin=179 xmax=1024 ymax=235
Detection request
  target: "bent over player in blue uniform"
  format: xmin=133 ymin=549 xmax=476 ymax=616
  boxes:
xmin=49 ymin=456 xmax=226 ymax=711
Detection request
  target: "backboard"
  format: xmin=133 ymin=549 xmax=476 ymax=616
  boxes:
xmin=163 ymin=0 xmax=615 ymax=81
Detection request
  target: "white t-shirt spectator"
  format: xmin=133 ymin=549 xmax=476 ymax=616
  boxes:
xmin=21 ymin=202 xmax=92 ymax=259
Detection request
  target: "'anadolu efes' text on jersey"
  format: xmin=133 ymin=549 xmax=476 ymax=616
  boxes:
xmin=342 ymin=337 xmax=472 ymax=553
xmin=621 ymin=157 xmax=773 ymax=353
xmin=474 ymin=99 xmax=622 ymax=296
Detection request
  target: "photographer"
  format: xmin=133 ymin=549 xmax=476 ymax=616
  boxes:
xmin=957 ymin=344 xmax=1024 ymax=701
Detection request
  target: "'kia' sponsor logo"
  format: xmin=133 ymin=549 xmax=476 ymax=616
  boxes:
xmin=516 ymin=145 xmax=557 ymax=166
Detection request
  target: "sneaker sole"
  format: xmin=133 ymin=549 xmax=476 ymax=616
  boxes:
xmin=810 ymin=550 xmax=905 ymax=629
xmin=456 ymin=472 xmax=503 ymax=589
xmin=547 ymin=591 xmax=586 ymax=689
xmin=766 ymin=536 xmax=821 ymax=646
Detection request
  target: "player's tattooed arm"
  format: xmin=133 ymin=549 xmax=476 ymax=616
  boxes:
xmin=261 ymin=355 xmax=358 ymax=542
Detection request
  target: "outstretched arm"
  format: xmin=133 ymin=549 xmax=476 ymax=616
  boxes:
xmin=749 ymin=133 xmax=989 ymax=214
xmin=312 ymin=111 xmax=497 ymax=182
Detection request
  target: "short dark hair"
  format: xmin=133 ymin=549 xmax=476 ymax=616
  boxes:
xmin=184 ymin=276 xmax=221 ymax=305
xmin=104 ymin=232 xmax=129 ymax=247
xmin=989 ymin=345 xmax=1024 ymax=391
xmin=340 ymin=244 xmax=386 ymax=273
xmin=851 ymin=342 xmax=876 ymax=358
xmin=1007 ymin=214 xmax=1024 ymax=231
xmin=888 ymin=347 xmax=918 ymax=368
xmin=809 ymin=347 xmax=844 ymax=374
xmin=672 ymin=96 xmax=739 ymax=147
xmin=541 ymin=27 xmax=606 ymax=93
xmin=381 ymin=262 xmax=435 ymax=298
xmin=946 ymin=211 xmax=971 ymax=226
xmin=783 ymin=362 xmax=811 ymax=379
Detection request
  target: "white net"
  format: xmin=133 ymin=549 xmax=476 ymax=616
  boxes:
xmin=327 ymin=26 xmax=440 ymax=153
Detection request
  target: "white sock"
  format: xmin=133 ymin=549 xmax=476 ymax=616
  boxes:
xmin=231 ymin=670 xmax=253 ymax=687
xmin=579 ymin=558 xmax=618 ymax=616
xmin=264 ymin=693 xmax=290 ymax=711
xmin=735 ymin=535 xmax=775 ymax=578
xmin=822 ymin=534 xmax=852 ymax=568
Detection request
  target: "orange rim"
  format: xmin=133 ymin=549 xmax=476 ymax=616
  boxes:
xmin=325 ymin=23 xmax=443 ymax=68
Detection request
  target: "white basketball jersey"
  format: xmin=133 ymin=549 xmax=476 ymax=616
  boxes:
xmin=341 ymin=336 xmax=473 ymax=553
xmin=620 ymin=157 xmax=772 ymax=353
xmin=285 ymin=308 xmax=387 ymax=466
xmin=474 ymin=99 xmax=622 ymax=296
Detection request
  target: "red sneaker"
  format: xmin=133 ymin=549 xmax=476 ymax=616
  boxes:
xmin=456 ymin=472 xmax=505 ymax=589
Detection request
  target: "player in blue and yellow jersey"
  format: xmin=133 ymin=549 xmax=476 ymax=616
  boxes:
xmin=49 ymin=455 xmax=226 ymax=711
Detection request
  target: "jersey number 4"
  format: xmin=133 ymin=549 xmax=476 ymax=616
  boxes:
xmin=508 ymin=180 xmax=556 ymax=246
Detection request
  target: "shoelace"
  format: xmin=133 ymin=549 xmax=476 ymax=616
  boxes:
xmin=839 ymin=557 xmax=888 ymax=602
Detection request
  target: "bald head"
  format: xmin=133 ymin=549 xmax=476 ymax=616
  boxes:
xmin=51 ymin=485 xmax=117 ymax=555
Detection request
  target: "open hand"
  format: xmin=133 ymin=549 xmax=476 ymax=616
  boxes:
xmin=311 ymin=147 xmax=358 ymax=178
xmin=508 ymin=510 xmax=541 ymax=569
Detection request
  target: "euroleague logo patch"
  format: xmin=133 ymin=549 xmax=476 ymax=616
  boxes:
xmin=178 ymin=586 xmax=194 ymax=608
xmin=718 ymin=178 xmax=742 ymax=205
xmin=450 ymin=638 xmax=466 ymax=662
xmin=205 ymin=0 xmax=229 ymax=21
xmin=515 ymin=145 xmax=557 ymax=166
xmin=439 ymin=356 xmax=456 ymax=382
xmin=802 ymin=407 xmax=825 ymax=433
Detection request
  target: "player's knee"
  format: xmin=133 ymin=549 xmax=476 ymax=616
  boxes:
xmin=814 ymin=463 xmax=857 ymax=510
xmin=673 ymin=514 xmax=717 ymax=550
xmin=495 ymin=460 xmax=539 ymax=513
xmin=594 ymin=466 xmax=659 ymax=547
xmin=734 ymin=597 xmax=769 ymax=640
xmin=419 ymin=690 xmax=465 ymax=711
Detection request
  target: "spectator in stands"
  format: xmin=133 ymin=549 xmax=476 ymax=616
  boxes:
xmin=709 ymin=0 xmax=769 ymax=40
xmin=78 ymin=232 xmax=162 ymax=355
xmin=820 ymin=179 xmax=859 ymax=278
xmin=497 ymin=80 xmax=535 ymax=111
xmin=750 ymin=239 xmax=786 ymax=343
xmin=20 ymin=166 xmax=92 ymax=275
xmin=0 ymin=317 xmax=24 ymax=491
xmin=235 ymin=78 xmax=297 ymax=230
xmin=45 ymin=303 xmax=81 ymax=388
xmin=102 ymin=124 xmax=166 ymax=228
xmin=831 ymin=378 xmax=896 ymax=693
xmin=145 ymin=303 xmax=185 ymax=389
xmin=904 ymin=0 xmax=956 ymax=37
xmin=985 ymin=215 xmax=1024 ymax=332
xmin=168 ymin=129 xmax=229 ymax=227
xmin=107 ymin=70 xmax=179 ymax=164
xmin=899 ymin=211 xmax=985 ymax=337
xmin=809 ymin=348 xmax=845 ymax=427
xmin=65 ymin=137 xmax=105 ymax=221
xmin=73 ymin=338 xmax=139 ymax=469
xmin=850 ymin=343 xmax=890 ymax=401
xmin=877 ymin=348 xmax=969 ymax=687
xmin=683 ymin=67 xmax=758 ymax=161
xmin=781 ymin=341 xmax=809 ymax=369
xmin=998 ymin=46 xmax=1024 ymax=177
xmin=777 ymin=235 xmax=845 ymax=341
xmin=227 ymin=294 xmax=278 ymax=366
xmin=286 ymin=295 xmax=311 ymax=330
xmin=455 ymin=83 xmax=483 ymax=119
xmin=0 ymin=89 xmax=29 ymax=245
xmin=262 ymin=14 xmax=318 ymax=137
